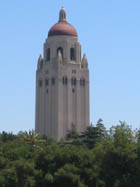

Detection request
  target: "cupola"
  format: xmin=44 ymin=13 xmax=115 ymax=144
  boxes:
xmin=48 ymin=7 xmax=78 ymax=37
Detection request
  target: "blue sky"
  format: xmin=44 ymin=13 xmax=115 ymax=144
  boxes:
xmin=0 ymin=0 xmax=140 ymax=133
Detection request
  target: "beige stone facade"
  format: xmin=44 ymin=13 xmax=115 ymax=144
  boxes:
xmin=35 ymin=8 xmax=90 ymax=140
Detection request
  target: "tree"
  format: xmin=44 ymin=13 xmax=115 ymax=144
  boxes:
xmin=0 ymin=121 xmax=140 ymax=186
xmin=53 ymin=164 xmax=85 ymax=187
xmin=96 ymin=118 xmax=107 ymax=138
xmin=18 ymin=130 xmax=45 ymax=146
xmin=81 ymin=119 xmax=107 ymax=149
xmin=0 ymin=132 xmax=16 ymax=142
xmin=66 ymin=124 xmax=79 ymax=140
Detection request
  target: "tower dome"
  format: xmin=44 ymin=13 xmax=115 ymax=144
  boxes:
xmin=48 ymin=7 xmax=78 ymax=37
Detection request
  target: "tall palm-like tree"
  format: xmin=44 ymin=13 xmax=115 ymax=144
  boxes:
xmin=18 ymin=130 xmax=45 ymax=146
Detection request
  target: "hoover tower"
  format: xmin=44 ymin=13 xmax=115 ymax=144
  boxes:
xmin=35 ymin=7 xmax=89 ymax=140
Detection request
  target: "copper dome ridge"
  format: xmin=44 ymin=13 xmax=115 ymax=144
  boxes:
xmin=48 ymin=7 xmax=78 ymax=37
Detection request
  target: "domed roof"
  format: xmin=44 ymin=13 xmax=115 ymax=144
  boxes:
xmin=48 ymin=7 xmax=78 ymax=37
xmin=48 ymin=21 xmax=78 ymax=37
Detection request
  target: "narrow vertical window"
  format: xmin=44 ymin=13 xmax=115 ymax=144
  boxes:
xmin=46 ymin=48 xmax=50 ymax=61
xmin=65 ymin=77 xmax=68 ymax=85
xmin=45 ymin=79 xmax=49 ymax=86
xmin=62 ymin=76 xmax=68 ymax=85
xmin=74 ymin=78 xmax=76 ymax=85
xmin=72 ymin=70 xmax=76 ymax=74
xmin=39 ymin=80 xmax=42 ymax=87
xmin=52 ymin=78 xmax=55 ymax=85
xmin=70 ymin=48 xmax=75 ymax=60
xmin=71 ymin=77 xmax=76 ymax=86
xmin=80 ymin=78 xmax=85 ymax=86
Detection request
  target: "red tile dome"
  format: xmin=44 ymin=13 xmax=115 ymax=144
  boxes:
xmin=48 ymin=7 xmax=78 ymax=37
xmin=48 ymin=21 xmax=78 ymax=37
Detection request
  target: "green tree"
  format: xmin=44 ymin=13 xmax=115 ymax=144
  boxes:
xmin=0 ymin=132 xmax=16 ymax=142
xmin=54 ymin=164 xmax=85 ymax=187
xmin=66 ymin=124 xmax=79 ymax=140
xmin=80 ymin=119 xmax=107 ymax=149
xmin=18 ymin=130 xmax=45 ymax=146
xmin=96 ymin=118 xmax=107 ymax=138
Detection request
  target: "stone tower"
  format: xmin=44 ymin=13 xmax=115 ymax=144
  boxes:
xmin=35 ymin=7 xmax=89 ymax=140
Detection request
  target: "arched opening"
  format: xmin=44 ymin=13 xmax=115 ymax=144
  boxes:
xmin=46 ymin=48 xmax=50 ymax=61
xmin=71 ymin=77 xmax=76 ymax=86
xmin=62 ymin=76 xmax=68 ymax=85
xmin=45 ymin=79 xmax=49 ymax=86
xmin=70 ymin=48 xmax=75 ymax=60
xmin=80 ymin=78 xmax=85 ymax=86
xmin=57 ymin=47 xmax=63 ymax=58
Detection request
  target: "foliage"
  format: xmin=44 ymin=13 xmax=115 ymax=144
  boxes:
xmin=0 ymin=121 xmax=140 ymax=186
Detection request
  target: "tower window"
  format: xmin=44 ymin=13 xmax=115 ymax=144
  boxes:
xmin=62 ymin=76 xmax=68 ymax=85
xmin=45 ymin=79 xmax=49 ymax=86
xmin=57 ymin=47 xmax=63 ymax=58
xmin=70 ymin=48 xmax=75 ymax=60
xmin=46 ymin=48 xmax=50 ymax=61
xmin=71 ymin=77 xmax=76 ymax=86
xmin=72 ymin=88 xmax=75 ymax=93
xmin=39 ymin=80 xmax=42 ymax=87
xmin=51 ymin=78 xmax=55 ymax=85
xmin=80 ymin=78 xmax=85 ymax=86
xmin=72 ymin=70 xmax=76 ymax=74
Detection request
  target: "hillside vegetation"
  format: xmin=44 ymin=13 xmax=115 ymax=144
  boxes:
xmin=0 ymin=120 xmax=140 ymax=187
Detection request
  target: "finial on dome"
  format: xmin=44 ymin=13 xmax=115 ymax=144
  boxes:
xmin=59 ymin=7 xmax=66 ymax=22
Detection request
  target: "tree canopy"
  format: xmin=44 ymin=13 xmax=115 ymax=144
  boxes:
xmin=0 ymin=121 xmax=140 ymax=187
